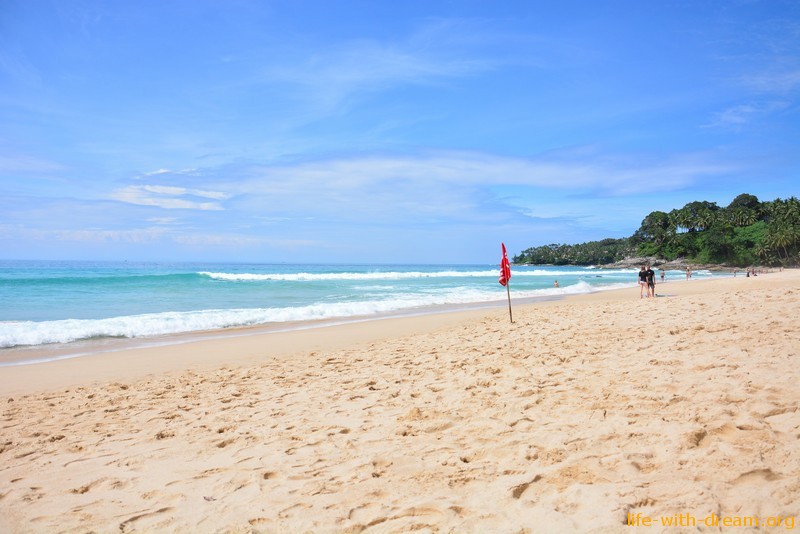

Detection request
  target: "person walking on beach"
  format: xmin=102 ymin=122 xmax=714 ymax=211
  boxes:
xmin=638 ymin=265 xmax=648 ymax=298
xmin=660 ymin=269 xmax=665 ymax=283
xmin=646 ymin=264 xmax=656 ymax=297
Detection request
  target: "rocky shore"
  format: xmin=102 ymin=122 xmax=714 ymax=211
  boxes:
xmin=601 ymin=257 xmax=742 ymax=271
xmin=515 ymin=258 xmax=742 ymax=271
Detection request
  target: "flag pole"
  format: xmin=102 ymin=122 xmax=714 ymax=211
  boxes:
xmin=499 ymin=242 xmax=513 ymax=323
xmin=505 ymin=279 xmax=513 ymax=323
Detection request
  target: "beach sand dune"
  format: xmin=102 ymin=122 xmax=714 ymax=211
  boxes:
xmin=1 ymin=271 xmax=799 ymax=532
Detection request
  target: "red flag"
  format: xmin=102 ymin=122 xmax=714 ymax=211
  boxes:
xmin=499 ymin=242 xmax=511 ymax=286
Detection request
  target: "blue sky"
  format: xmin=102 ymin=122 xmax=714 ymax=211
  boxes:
xmin=1 ymin=0 xmax=798 ymax=263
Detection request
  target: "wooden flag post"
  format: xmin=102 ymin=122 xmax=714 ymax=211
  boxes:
xmin=499 ymin=242 xmax=513 ymax=323
xmin=505 ymin=277 xmax=513 ymax=323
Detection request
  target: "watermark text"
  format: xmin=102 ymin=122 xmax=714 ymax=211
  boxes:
xmin=627 ymin=512 xmax=795 ymax=529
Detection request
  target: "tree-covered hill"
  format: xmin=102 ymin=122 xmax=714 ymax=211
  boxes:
xmin=513 ymin=238 xmax=636 ymax=266
xmin=513 ymin=194 xmax=800 ymax=267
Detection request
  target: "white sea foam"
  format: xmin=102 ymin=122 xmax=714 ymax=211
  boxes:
xmin=198 ymin=269 xmax=637 ymax=282
xmin=0 ymin=281 xmax=632 ymax=348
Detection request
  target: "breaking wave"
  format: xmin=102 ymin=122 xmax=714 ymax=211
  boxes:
xmin=0 ymin=280 xmax=631 ymax=349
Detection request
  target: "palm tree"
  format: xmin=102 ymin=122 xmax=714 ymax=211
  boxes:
xmin=729 ymin=208 xmax=757 ymax=227
xmin=677 ymin=207 xmax=695 ymax=232
xmin=762 ymin=199 xmax=786 ymax=224
xmin=697 ymin=209 xmax=717 ymax=231
xmin=668 ymin=209 xmax=683 ymax=233
xmin=785 ymin=197 xmax=800 ymax=222
xmin=766 ymin=226 xmax=793 ymax=262
xmin=754 ymin=243 xmax=769 ymax=262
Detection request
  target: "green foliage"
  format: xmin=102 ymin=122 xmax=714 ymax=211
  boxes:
xmin=727 ymin=193 xmax=761 ymax=212
xmin=661 ymin=231 xmax=700 ymax=261
xmin=696 ymin=225 xmax=734 ymax=264
xmin=513 ymin=238 xmax=634 ymax=265
xmin=514 ymin=194 xmax=800 ymax=267
xmin=633 ymin=195 xmax=800 ymax=266
xmin=730 ymin=221 xmax=766 ymax=265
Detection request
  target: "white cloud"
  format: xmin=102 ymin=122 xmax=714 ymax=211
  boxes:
xmin=170 ymin=233 xmax=263 ymax=246
xmin=0 ymin=223 xmax=293 ymax=250
xmin=146 ymin=217 xmax=179 ymax=225
xmin=742 ymin=69 xmax=800 ymax=94
xmin=111 ymin=184 xmax=229 ymax=210
xmin=141 ymin=168 xmax=199 ymax=177
xmin=704 ymin=101 xmax=789 ymax=130
xmin=143 ymin=168 xmax=171 ymax=176
xmin=241 ymin=150 xmax=733 ymax=199
xmin=0 ymin=153 xmax=63 ymax=173
xmin=0 ymin=224 xmax=170 ymax=244
xmin=140 ymin=185 xmax=230 ymax=200
xmin=195 ymin=149 xmax=737 ymax=233
xmin=265 ymin=22 xmax=496 ymax=113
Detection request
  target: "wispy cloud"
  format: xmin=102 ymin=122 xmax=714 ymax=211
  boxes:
xmin=140 ymin=168 xmax=199 ymax=177
xmin=741 ymin=69 xmax=800 ymax=94
xmin=139 ymin=185 xmax=230 ymax=200
xmin=240 ymin=149 xmax=734 ymax=199
xmin=111 ymin=184 xmax=230 ymax=210
xmin=0 ymin=223 xmax=306 ymax=250
xmin=264 ymin=20 xmax=497 ymax=113
xmin=146 ymin=217 xmax=179 ymax=225
xmin=143 ymin=168 xmax=171 ymax=176
xmin=704 ymin=101 xmax=789 ymax=130
xmin=705 ymin=15 xmax=799 ymax=133
xmin=170 ymin=233 xmax=262 ymax=247
xmin=0 ymin=153 xmax=63 ymax=173
xmin=0 ymin=224 xmax=169 ymax=244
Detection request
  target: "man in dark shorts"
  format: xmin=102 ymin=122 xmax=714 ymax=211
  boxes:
xmin=645 ymin=264 xmax=656 ymax=297
xmin=639 ymin=265 xmax=648 ymax=298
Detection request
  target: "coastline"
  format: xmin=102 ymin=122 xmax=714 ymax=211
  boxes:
xmin=0 ymin=294 xmax=564 ymax=371
xmin=0 ymin=273 xmax=750 ymax=395
xmin=0 ymin=272 xmax=717 ymax=392
xmin=0 ymin=263 xmax=726 ymax=371
xmin=0 ymin=262 xmax=646 ymax=351
xmin=0 ymin=305 xmax=506 ymax=396
xmin=1 ymin=269 xmax=798 ymax=532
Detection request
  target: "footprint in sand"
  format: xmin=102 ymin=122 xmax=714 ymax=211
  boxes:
xmin=732 ymin=468 xmax=781 ymax=485
xmin=511 ymin=475 xmax=542 ymax=499
xmin=764 ymin=408 xmax=800 ymax=434
xmin=119 ymin=507 xmax=174 ymax=533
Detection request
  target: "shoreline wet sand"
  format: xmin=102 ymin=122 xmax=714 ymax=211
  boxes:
xmin=1 ymin=270 xmax=798 ymax=532
xmin=0 ymin=294 xmax=567 ymax=370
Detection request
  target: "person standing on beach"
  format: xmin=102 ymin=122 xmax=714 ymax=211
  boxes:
xmin=660 ymin=269 xmax=665 ymax=283
xmin=639 ymin=265 xmax=648 ymax=298
xmin=646 ymin=264 xmax=656 ymax=297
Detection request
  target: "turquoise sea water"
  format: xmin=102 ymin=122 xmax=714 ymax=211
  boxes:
xmin=0 ymin=260 xmax=720 ymax=350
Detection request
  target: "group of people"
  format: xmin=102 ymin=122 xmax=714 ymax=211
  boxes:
xmin=638 ymin=264 xmax=657 ymax=298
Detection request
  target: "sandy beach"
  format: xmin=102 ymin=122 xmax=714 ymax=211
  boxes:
xmin=1 ymin=271 xmax=798 ymax=533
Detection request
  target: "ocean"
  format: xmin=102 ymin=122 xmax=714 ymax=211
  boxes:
xmin=0 ymin=260 xmax=720 ymax=357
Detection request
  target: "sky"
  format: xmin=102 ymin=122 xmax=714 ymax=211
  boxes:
xmin=1 ymin=0 xmax=798 ymax=264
